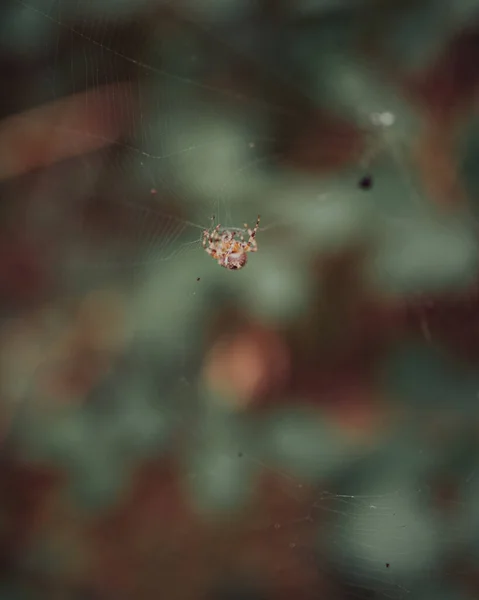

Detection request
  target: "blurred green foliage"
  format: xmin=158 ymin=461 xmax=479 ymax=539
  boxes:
xmin=1 ymin=1 xmax=479 ymax=599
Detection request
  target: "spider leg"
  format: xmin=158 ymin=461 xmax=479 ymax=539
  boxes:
xmin=244 ymin=215 xmax=261 ymax=239
xmin=243 ymin=215 xmax=261 ymax=252
xmin=202 ymin=229 xmax=209 ymax=248
xmin=204 ymin=215 xmax=222 ymax=249
xmin=212 ymin=221 xmax=221 ymax=239
xmin=210 ymin=215 xmax=222 ymax=236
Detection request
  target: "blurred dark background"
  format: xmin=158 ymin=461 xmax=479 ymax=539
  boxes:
xmin=2 ymin=1 xmax=479 ymax=599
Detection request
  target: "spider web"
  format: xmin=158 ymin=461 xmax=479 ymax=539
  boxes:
xmin=2 ymin=2 xmax=479 ymax=600
xmin=4 ymin=0 xmax=298 ymax=289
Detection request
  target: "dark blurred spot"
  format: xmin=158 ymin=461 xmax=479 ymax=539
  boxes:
xmin=238 ymin=452 xmax=243 ymax=457
xmin=359 ymin=175 xmax=373 ymax=189
xmin=197 ymin=277 xmax=201 ymax=281
xmin=386 ymin=563 xmax=390 ymax=568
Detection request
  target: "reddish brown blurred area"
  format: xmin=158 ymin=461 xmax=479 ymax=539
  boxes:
xmin=0 ymin=84 xmax=135 ymax=182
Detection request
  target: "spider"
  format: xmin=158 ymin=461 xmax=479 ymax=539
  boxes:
xmin=202 ymin=214 xmax=261 ymax=270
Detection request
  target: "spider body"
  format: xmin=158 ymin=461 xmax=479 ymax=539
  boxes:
xmin=202 ymin=215 xmax=261 ymax=270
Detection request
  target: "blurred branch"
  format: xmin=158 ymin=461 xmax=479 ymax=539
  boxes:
xmin=0 ymin=83 xmax=134 ymax=181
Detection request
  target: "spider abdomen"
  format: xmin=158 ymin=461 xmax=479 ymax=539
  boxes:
xmin=223 ymin=252 xmax=247 ymax=270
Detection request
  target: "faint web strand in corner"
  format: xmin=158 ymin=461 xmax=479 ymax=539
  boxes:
xmin=15 ymin=0 xmax=297 ymax=118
